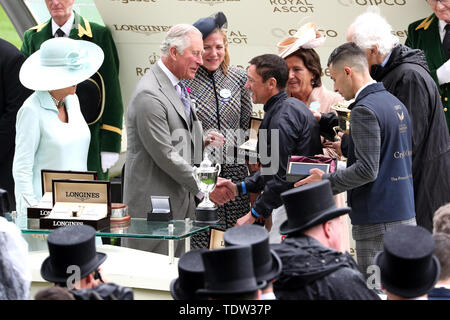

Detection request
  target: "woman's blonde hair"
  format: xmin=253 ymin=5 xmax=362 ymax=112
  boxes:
xmin=215 ymin=28 xmax=230 ymax=76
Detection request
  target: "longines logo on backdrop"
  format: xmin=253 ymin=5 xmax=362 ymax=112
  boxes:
xmin=136 ymin=52 xmax=160 ymax=76
xmin=226 ymin=30 xmax=248 ymax=45
xmin=113 ymin=24 xmax=171 ymax=36
xmin=269 ymin=0 xmax=315 ymax=13
xmin=110 ymin=0 xmax=157 ymax=3
xmin=178 ymin=0 xmax=240 ymax=5
xmin=338 ymin=0 xmax=406 ymax=6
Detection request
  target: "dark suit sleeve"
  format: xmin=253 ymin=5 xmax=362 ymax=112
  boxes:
xmin=97 ymin=27 xmax=124 ymax=153
xmin=251 ymin=111 xmax=307 ymax=218
xmin=0 ymin=42 xmax=32 ymax=163
xmin=318 ymin=112 xmax=339 ymax=141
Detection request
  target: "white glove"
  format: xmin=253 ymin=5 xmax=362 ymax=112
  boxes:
xmin=437 ymin=59 xmax=450 ymax=85
xmin=100 ymin=152 xmax=119 ymax=173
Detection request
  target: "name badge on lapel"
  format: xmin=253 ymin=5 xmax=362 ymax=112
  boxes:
xmin=219 ymin=88 xmax=231 ymax=103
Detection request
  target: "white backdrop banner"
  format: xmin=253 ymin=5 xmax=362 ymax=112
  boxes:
xmin=93 ymin=0 xmax=432 ymax=118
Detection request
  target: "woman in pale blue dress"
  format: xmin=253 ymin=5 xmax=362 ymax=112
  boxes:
xmin=13 ymin=37 xmax=104 ymax=249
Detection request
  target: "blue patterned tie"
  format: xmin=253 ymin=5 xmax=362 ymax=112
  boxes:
xmin=177 ymin=81 xmax=191 ymax=122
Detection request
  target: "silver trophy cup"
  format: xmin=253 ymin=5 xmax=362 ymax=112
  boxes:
xmin=193 ymin=158 xmax=221 ymax=224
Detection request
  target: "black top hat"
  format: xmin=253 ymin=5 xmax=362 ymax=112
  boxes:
xmin=374 ymin=225 xmax=440 ymax=298
xmin=76 ymin=71 xmax=105 ymax=125
xmin=198 ymin=246 xmax=266 ymax=295
xmin=41 ymin=225 xmax=107 ymax=284
xmin=170 ymin=248 xmax=207 ymax=300
xmin=279 ymin=180 xmax=351 ymax=235
xmin=193 ymin=12 xmax=228 ymax=40
xmin=224 ymin=225 xmax=282 ymax=282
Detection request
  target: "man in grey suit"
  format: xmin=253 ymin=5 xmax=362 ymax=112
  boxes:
xmin=123 ymin=24 xmax=231 ymax=256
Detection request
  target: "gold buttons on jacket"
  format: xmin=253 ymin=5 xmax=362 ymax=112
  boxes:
xmin=444 ymin=108 xmax=448 ymax=112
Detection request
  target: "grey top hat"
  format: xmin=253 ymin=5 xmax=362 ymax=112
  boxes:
xmin=374 ymin=225 xmax=440 ymax=298
xmin=224 ymin=225 xmax=282 ymax=282
xmin=279 ymin=180 xmax=351 ymax=235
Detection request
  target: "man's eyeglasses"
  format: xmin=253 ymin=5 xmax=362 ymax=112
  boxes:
xmin=428 ymin=0 xmax=450 ymax=6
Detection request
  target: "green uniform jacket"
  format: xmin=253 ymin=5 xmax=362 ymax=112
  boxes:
xmin=21 ymin=12 xmax=123 ymax=180
xmin=406 ymin=13 xmax=450 ymax=132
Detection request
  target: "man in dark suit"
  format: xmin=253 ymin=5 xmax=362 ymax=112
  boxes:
xmin=0 ymin=38 xmax=32 ymax=210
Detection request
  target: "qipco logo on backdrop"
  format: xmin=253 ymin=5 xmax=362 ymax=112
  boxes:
xmin=271 ymin=28 xmax=338 ymax=39
xmin=269 ymin=0 xmax=315 ymax=13
xmin=338 ymin=0 xmax=407 ymax=7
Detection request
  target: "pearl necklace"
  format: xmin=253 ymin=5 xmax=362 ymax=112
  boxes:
xmin=50 ymin=94 xmax=65 ymax=108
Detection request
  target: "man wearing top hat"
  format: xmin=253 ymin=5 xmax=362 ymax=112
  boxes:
xmin=21 ymin=0 xmax=124 ymax=180
xmin=224 ymin=225 xmax=282 ymax=300
xmin=40 ymin=225 xmax=133 ymax=299
xmin=272 ymin=180 xmax=380 ymax=300
xmin=199 ymin=245 xmax=265 ymax=300
xmin=296 ymin=43 xmax=416 ymax=278
xmin=170 ymin=248 xmax=207 ymax=300
xmin=375 ymin=225 xmax=441 ymax=300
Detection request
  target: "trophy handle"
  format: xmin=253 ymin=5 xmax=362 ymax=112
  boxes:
xmin=215 ymin=163 xmax=221 ymax=177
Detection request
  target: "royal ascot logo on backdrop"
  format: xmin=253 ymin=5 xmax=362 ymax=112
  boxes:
xmin=112 ymin=24 xmax=171 ymax=36
xmin=136 ymin=52 xmax=160 ymax=76
xmin=269 ymin=0 xmax=315 ymax=13
xmin=338 ymin=0 xmax=407 ymax=7
xmin=110 ymin=0 xmax=157 ymax=3
xmin=177 ymin=0 xmax=240 ymax=5
xmin=226 ymin=30 xmax=248 ymax=45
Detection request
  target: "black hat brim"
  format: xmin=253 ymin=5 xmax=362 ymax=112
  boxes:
xmin=256 ymin=249 xmax=282 ymax=282
xmin=40 ymin=252 xmax=107 ymax=284
xmin=197 ymin=280 xmax=267 ymax=296
xmin=374 ymin=251 xmax=441 ymax=298
xmin=279 ymin=207 xmax=351 ymax=235
xmin=170 ymin=278 xmax=206 ymax=300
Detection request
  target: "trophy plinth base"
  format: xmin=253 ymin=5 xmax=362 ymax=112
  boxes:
xmin=195 ymin=207 xmax=220 ymax=225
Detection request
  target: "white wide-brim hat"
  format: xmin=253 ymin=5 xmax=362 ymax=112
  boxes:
xmin=277 ymin=22 xmax=326 ymax=59
xmin=19 ymin=37 xmax=104 ymax=91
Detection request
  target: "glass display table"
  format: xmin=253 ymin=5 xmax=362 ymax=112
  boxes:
xmin=20 ymin=218 xmax=212 ymax=264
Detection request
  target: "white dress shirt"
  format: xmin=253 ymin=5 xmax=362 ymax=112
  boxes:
xmin=51 ymin=12 xmax=74 ymax=37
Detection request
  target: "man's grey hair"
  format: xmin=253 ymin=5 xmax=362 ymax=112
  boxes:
xmin=160 ymin=24 xmax=201 ymax=58
xmin=347 ymin=12 xmax=399 ymax=57
xmin=434 ymin=202 xmax=450 ymax=235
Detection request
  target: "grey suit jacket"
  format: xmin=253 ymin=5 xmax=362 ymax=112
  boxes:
xmin=123 ymin=62 xmax=204 ymax=255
